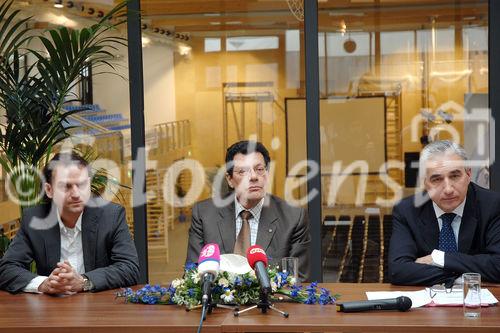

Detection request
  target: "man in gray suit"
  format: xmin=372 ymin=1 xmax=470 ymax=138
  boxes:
xmin=0 ymin=152 xmax=139 ymax=294
xmin=186 ymin=141 xmax=311 ymax=280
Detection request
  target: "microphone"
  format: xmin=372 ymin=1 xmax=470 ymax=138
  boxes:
xmin=336 ymin=296 xmax=412 ymax=313
xmin=197 ymin=243 xmax=221 ymax=305
xmin=246 ymin=245 xmax=272 ymax=295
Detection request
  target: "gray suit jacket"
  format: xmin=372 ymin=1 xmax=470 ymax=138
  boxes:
xmin=0 ymin=198 xmax=140 ymax=293
xmin=186 ymin=194 xmax=311 ymax=280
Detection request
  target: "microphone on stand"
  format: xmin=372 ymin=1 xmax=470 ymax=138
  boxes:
xmin=197 ymin=243 xmax=220 ymax=306
xmin=336 ymin=296 xmax=412 ymax=313
xmin=233 ymin=245 xmax=288 ymax=317
xmin=246 ymin=245 xmax=272 ymax=295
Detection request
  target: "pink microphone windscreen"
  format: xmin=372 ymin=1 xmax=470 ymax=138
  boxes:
xmin=198 ymin=243 xmax=221 ymax=265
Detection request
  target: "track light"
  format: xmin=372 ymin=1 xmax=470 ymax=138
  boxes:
xmin=87 ymin=7 xmax=95 ymax=15
xmin=66 ymin=1 xmax=74 ymax=8
xmin=54 ymin=0 xmax=63 ymax=9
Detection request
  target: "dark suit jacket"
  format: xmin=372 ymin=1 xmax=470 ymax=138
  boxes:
xmin=0 ymin=198 xmax=140 ymax=293
xmin=389 ymin=183 xmax=500 ymax=286
xmin=186 ymin=194 xmax=311 ymax=280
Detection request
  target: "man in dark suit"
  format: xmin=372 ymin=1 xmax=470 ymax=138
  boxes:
xmin=389 ymin=140 xmax=500 ymax=285
xmin=0 ymin=152 xmax=140 ymax=294
xmin=186 ymin=141 xmax=310 ymax=280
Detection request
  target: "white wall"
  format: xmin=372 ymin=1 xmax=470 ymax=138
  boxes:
xmin=143 ymin=44 xmax=176 ymax=128
xmin=92 ymin=42 xmax=176 ymax=130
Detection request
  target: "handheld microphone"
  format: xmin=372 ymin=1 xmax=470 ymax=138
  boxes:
xmin=336 ymin=296 xmax=412 ymax=313
xmin=198 ymin=243 xmax=221 ymax=305
xmin=246 ymin=245 xmax=272 ymax=295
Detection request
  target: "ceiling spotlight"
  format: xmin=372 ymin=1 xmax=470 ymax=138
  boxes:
xmin=66 ymin=1 xmax=74 ymax=8
xmin=54 ymin=0 xmax=63 ymax=9
xmin=165 ymin=30 xmax=171 ymax=36
xmin=87 ymin=7 xmax=95 ymax=15
xmin=159 ymin=29 xmax=165 ymax=34
xmin=97 ymin=11 xmax=104 ymax=18
xmin=153 ymin=28 xmax=159 ymax=33
xmin=141 ymin=23 xmax=148 ymax=30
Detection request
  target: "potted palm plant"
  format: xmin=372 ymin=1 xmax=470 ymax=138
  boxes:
xmin=0 ymin=0 xmax=127 ymax=209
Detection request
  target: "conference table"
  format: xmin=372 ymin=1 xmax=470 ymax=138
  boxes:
xmin=0 ymin=283 xmax=499 ymax=333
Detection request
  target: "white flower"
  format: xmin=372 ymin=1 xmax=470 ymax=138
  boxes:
xmin=249 ymin=270 xmax=256 ymax=278
xmin=218 ymin=278 xmax=229 ymax=287
xmin=171 ymin=278 xmax=184 ymax=288
xmin=221 ymin=289 xmax=235 ymax=303
xmin=289 ymin=277 xmax=297 ymax=286
xmin=193 ymin=274 xmax=200 ymax=284
xmin=271 ymin=281 xmax=278 ymax=292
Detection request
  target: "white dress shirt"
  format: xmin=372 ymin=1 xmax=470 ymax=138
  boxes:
xmin=430 ymin=199 xmax=466 ymax=267
xmin=23 ymin=211 xmax=84 ymax=293
xmin=234 ymin=197 xmax=264 ymax=246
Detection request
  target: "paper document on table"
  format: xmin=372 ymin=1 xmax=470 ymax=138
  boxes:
xmin=426 ymin=288 xmax=498 ymax=307
xmin=366 ymin=289 xmax=498 ymax=308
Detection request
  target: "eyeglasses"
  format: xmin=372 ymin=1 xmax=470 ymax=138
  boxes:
xmin=428 ymin=284 xmax=459 ymax=299
xmin=233 ymin=166 xmax=268 ymax=177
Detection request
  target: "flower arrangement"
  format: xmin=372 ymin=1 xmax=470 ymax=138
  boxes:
xmin=117 ymin=263 xmax=338 ymax=307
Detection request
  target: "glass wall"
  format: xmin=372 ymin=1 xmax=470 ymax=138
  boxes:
xmin=0 ymin=0 xmax=492 ymax=285
xmin=316 ymin=0 xmax=489 ymax=282
xmin=140 ymin=1 xmax=306 ymax=283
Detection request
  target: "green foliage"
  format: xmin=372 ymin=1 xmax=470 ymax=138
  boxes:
xmin=0 ymin=0 xmax=127 ymax=208
xmin=117 ymin=263 xmax=339 ymax=307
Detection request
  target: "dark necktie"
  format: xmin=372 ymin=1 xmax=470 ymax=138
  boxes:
xmin=234 ymin=210 xmax=251 ymax=255
xmin=439 ymin=213 xmax=458 ymax=253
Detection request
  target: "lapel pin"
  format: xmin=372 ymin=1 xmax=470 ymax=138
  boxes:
xmin=268 ymin=228 xmax=273 ymax=233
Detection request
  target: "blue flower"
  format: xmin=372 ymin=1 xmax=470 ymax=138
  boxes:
xmin=187 ymin=288 xmax=195 ymax=297
xmin=185 ymin=262 xmax=197 ymax=271
xmin=123 ymin=288 xmax=133 ymax=296
xmin=212 ymin=285 xmax=223 ymax=295
xmin=304 ymin=294 xmax=317 ymax=304
xmin=290 ymin=288 xmax=300 ymax=298
xmin=234 ymin=276 xmax=242 ymax=286
xmin=244 ymin=278 xmax=253 ymax=286
xmin=319 ymin=293 xmax=331 ymax=305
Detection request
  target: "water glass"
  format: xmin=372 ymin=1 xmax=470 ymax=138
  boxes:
xmin=462 ymin=272 xmax=481 ymax=318
xmin=281 ymin=257 xmax=299 ymax=281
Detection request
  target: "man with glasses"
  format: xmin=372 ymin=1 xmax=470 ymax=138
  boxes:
xmin=0 ymin=152 xmax=140 ymax=294
xmin=185 ymin=140 xmax=311 ymax=280
xmin=389 ymin=140 xmax=500 ymax=285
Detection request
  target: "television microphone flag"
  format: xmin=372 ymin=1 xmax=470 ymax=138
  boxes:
xmin=198 ymin=243 xmax=221 ymax=276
